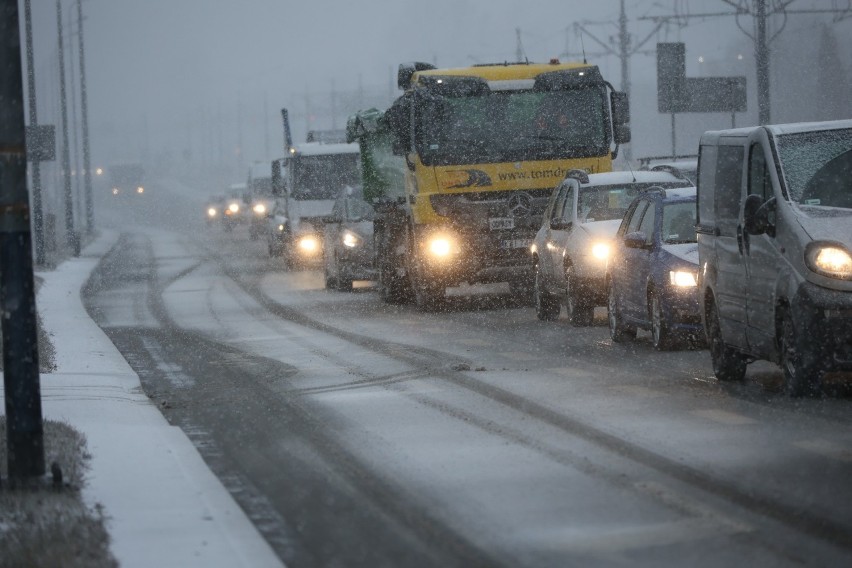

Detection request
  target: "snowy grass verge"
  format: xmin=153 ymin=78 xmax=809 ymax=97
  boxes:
xmin=0 ymin=417 xmax=116 ymax=568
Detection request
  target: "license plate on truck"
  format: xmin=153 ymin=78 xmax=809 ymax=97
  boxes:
xmin=501 ymin=238 xmax=532 ymax=249
xmin=489 ymin=217 xmax=514 ymax=230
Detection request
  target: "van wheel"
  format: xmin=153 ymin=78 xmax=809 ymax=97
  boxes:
xmin=650 ymin=292 xmax=676 ymax=351
xmin=707 ymin=301 xmax=747 ymax=381
xmin=608 ymin=280 xmax=636 ymax=342
xmin=780 ymin=310 xmax=821 ymax=397
xmin=566 ymin=266 xmax=593 ymax=327
xmin=534 ymin=264 xmax=561 ymax=321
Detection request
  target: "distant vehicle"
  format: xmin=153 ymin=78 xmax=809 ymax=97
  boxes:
xmin=108 ymin=163 xmax=145 ymax=198
xmin=266 ymin=110 xmax=361 ymax=267
xmin=638 ymin=155 xmax=697 ymax=183
xmin=321 ymin=185 xmax=376 ymax=291
xmin=697 ymin=120 xmax=852 ymax=396
xmin=531 ymin=168 xmax=693 ymax=325
xmin=607 ymin=186 xmax=702 ymax=350
xmin=246 ymin=163 xmax=273 ymax=240
xmin=221 ymin=190 xmax=247 ymax=231
xmin=205 ymin=194 xmax=225 ymax=226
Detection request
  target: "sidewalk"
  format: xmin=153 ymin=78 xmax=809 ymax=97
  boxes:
xmin=22 ymin=231 xmax=283 ymax=568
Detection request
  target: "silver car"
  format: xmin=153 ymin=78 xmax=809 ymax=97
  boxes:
xmin=531 ymin=169 xmax=692 ymax=325
xmin=322 ymin=186 xmax=376 ymax=291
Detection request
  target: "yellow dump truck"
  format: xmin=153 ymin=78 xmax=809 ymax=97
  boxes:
xmin=369 ymin=60 xmax=630 ymax=309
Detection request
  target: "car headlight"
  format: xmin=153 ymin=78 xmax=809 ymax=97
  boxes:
xmin=669 ymin=270 xmax=698 ymax=287
xmin=342 ymin=231 xmax=361 ymax=248
xmin=136 ymin=186 xmax=144 ymax=194
xmin=253 ymin=203 xmax=267 ymax=215
xmin=112 ymin=188 xmax=119 ymax=195
xmin=806 ymin=243 xmax=852 ymax=280
xmin=297 ymin=235 xmax=320 ymax=254
xmin=278 ymin=224 xmax=285 ymax=232
xmin=228 ymin=203 xmax=240 ymax=213
xmin=591 ymin=242 xmax=610 ymax=260
xmin=207 ymin=207 xmax=217 ymax=217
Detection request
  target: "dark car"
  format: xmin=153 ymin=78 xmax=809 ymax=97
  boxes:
xmin=607 ymin=186 xmax=702 ymax=350
xmin=322 ymin=185 xmax=376 ymax=291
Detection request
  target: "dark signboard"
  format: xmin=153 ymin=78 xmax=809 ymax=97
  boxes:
xmin=657 ymin=43 xmax=746 ymax=114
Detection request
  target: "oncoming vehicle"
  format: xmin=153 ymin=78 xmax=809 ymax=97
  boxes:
xmin=221 ymin=190 xmax=246 ymax=231
xmin=108 ymin=163 xmax=145 ymax=198
xmin=531 ymin=168 xmax=693 ymax=325
xmin=697 ymin=120 xmax=852 ymax=396
xmin=380 ymin=59 xmax=630 ymax=310
xmin=267 ymin=112 xmax=362 ymax=267
xmin=607 ymin=186 xmax=702 ymax=350
xmin=322 ymin=185 xmax=376 ymax=291
xmin=246 ymin=163 xmax=273 ymax=240
xmin=205 ymin=194 xmax=224 ymax=226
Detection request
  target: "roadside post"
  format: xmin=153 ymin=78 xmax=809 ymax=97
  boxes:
xmin=1 ymin=0 xmax=46 ymax=481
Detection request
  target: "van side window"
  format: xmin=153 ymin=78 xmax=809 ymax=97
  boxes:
xmin=697 ymin=145 xmax=717 ymax=225
xmin=748 ymin=144 xmax=771 ymax=201
xmin=715 ymin=145 xmax=744 ymax=237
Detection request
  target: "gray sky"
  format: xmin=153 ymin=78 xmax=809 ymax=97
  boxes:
xmin=21 ymin=0 xmax=852 ymax=186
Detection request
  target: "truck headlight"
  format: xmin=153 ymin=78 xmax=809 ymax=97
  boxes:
xmin=591 ymin=242 xmax=610 ymax=260
xmin=297 ymin=235 xmax=320 ymax=254
xmin=253 ymin=203 xmax=267 ymax=215
xmin=669 ymin=270 xmax=698 ymax=287
xmin=806 ymin=243 xmax=852 ymax=280
xmin=427 ymin=235 xmax=456 ymax=258
xmin=342 ymin=230 xmax=361 ymax=248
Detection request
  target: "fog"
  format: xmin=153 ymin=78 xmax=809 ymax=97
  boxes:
xmin=20 ymin=0 xmax=852 ymax=201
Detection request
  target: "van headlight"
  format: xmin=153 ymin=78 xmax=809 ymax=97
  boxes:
xmin=297 ymin=235 xmax=320 ymax=254
xmin=669 ymin=270 xmax=698 ymax=287
xmin=253 ymin=203 xmax=267 ymax=215
xmin=806 ymin=243 xmax=852 ymax=280
xmin=342 ymin=230 xmax=361 ymax=248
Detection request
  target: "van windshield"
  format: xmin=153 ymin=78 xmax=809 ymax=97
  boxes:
xmin=776 ymin=128 xmax=852 ymax=209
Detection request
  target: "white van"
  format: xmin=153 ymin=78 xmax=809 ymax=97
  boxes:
xmin=696 ymin=120 xmax=852 ymax=396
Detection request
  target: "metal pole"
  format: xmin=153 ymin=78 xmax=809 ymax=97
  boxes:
xmin=1 ymin=0 xmax=46 ymax=481
xmin=618 ymin=0 xmax=632 ymax=162
xmin=23 ymin=0 xmax=45 ymax=266
xmin=671 ymin=113 xmax=676 ymax=158
xmin=755 ymin=0 xmax=770 ymax=124
xmin=56 ymin=0 xmax=78 ymax=256
xmin=77 ymin=0 xmax=93 ymax=233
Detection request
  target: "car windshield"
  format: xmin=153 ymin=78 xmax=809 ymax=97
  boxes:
xmin=662 ymin=201 xmax=697 ymax=244
xmin=419 ymin=87 xmax=608 ymax=165
xmin=578 ymin=182 xmax=687 ymax=222
xmin=292 ymin=153 xmax=362 ymax=200
xmin=776 ymin=128 xmax=852 ymax=209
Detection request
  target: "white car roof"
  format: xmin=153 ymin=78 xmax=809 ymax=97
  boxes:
xmin=580 ymin=170 xmax=686 ymax=187
xmin=660 ymin=186 xmax=697 ymax=200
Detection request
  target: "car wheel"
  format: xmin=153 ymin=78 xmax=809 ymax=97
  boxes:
xmin=707 ymin=300 xmax=747 ymax=382
xmin=534 ymin=263 xmax=561 ymax=321
xmin=780 ymin=310 xmax=821 ymax=398
xmin=650 ymin=291 xmax=676 ymax=351
xmin=608 ymin=279 xmax=636 ymax=342
xmin=566 ymin=265 xmax=593 ymax=327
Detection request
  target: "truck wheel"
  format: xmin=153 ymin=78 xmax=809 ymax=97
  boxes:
xmin=608 ymin=280 xmax=636 ymax=342
xmin=707 ymin=301 xmax=747 ymax=382
xmin=414 ymin=280 xmax=444 ymax=312
xmin=780 ymin=310 xmax=821 ymax=397
xmin=534 ymin=264 xmax=560 ymax=321
xmin=566 ymin=266 xmax=593 ymax=327
xmin=650 ymin=291 xmax=676 ymax=351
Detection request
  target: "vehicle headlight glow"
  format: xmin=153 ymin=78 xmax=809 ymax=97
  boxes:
xmin=278 ymin=224 xmax=285 ymax=232
xmin=207 ymin=207 xmax=217 ymax=217
xmin=591 ymin=242 xmax=610 ymax=260
xmin=253 ymin=203 xmax=267 ymax=215
xmin=136 ymin=186 xmax=144 ymax=194
xmin=112 ymin=188 xmax=119 ymax=195
xmin=806 ymin=244 xmax=852 ymax=280
xmin=297 ymin=235 xmax=320 ymax=254
xmin=228 ymin=203 xmax=240 ymax=213
xmin=669 ymin=270 xmax=698 ymax=287
xmin=427 ymin=236 xmax=455 ymax=258
xmin=342 ymin=231 xmax=361 ymax=248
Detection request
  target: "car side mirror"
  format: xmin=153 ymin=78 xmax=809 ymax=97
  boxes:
xmin=744 ymin=194 xmax=776 ymax=237
xmin=624 ymin=231 xmax=648 ymax=249
xmin=549 ymin=218 xmax=572 ymax=231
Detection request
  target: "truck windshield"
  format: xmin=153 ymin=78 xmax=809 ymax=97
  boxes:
xmin=776 ymin=128 xmax=852 ymax=209
xmin=418 ymin=87 xmax=609 ymax=166
xmin=293 ymin=153 xmax=362 ymax=200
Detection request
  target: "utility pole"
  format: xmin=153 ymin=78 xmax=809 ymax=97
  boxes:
xmin=56 ymin=0 xmax=78 ymax=256
xmin=515 ymin=27 xmax=524 ymax=62
xmin=23 ymin=0 xmax=45 ymax=265
xmin=1 ymin=0 xmax=46 ymax=482
xmin=77 ymin=0 xmax=93 ymax=233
